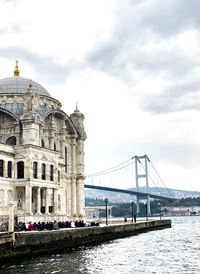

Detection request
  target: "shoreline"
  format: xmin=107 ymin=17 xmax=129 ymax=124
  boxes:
xmin=0 ymin=219 xmax=171 ymax=261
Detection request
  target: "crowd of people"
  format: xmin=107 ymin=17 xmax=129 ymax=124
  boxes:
xmin=14 ymin=220 xmax=100 ymax=232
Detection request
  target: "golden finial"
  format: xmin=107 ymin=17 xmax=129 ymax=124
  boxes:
xmin=14 ymin=60 xmax=20 ymax=76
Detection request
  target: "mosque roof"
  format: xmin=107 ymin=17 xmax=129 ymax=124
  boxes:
xmin=0 ymin=76 xmax=51 ymax=97
xmin=0 ymin=102 xmax=53 ymax=119
xmin=0 ymin=61 xmax=51 ymax=97
xmin=0 ymin=61 xmax=65 ymax=120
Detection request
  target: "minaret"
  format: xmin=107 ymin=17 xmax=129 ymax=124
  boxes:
xmin=70 ymin=103 xmax=86 ymax=139
xmin=70 ymin=104 xmax=86 ymax=218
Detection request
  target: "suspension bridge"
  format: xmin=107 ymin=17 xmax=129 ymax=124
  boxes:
xmin=84 ymin=155 xmax=175 ymax=215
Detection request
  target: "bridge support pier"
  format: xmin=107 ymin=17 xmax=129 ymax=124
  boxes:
xmin=135 ymin=155 xmax=151 ymax=216
xmin=136 ymin=196 xmax=140 ymax=215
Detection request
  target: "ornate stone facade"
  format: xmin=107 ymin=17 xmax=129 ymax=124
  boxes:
xmin=0 ymin=62 xmax=86 ymax=223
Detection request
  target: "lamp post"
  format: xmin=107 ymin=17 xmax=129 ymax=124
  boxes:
xmin=145 ymin=202 xmax=148 ymax=221
xmin=104 ymin=198 xmax=108 ymax=225
xmin=158 ymin=203 xmax=161 ymax=220
xmin=131 ymin=201 xmax=134 ymax=223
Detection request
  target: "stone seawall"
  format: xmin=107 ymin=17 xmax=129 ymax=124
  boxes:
xmin=0 ymin=219 xmax=171 ymax=260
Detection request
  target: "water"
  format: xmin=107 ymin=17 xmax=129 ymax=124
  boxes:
xmin=1 ymin=217 xmax=200 ymax=274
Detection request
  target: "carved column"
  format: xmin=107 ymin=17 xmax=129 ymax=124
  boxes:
xmin=71 ymin=138 xmax=76 ymax=174
xmin=8 ymin=202 xmax=15 ymax=232
xmin=37 ymin=187 xmax=41 ymax=214
xmin=25 ymin=185 xmax=32 ymax=214
xmin=66 ymin=178 xmax=71 ymax=217
xmin=71 ymin=177 xmax=77 ymax=216
xmin=70 ymin=137 xmax=77 ymax=217
xmin=77 ymin=177 xmax=85 ymax=217
xmin=3 ymin=160 xmax=7 ymax=178
xmin=45 ymin=188 xmax=49 ymax=214
xmin=49 ymin=136 xmax=54 ymax=150
xmin=60 ymin=140 xmax=64 ymax=158
xmin=11 ymin=161 xmax=14 ymax=179
xmin=53 ymin=188 xmax=58 ymax=214
xmin=67 ymin=137 xmax=72 ymax=173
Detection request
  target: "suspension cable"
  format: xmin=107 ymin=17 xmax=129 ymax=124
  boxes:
xmin=138 ymin=159 xmax=172 ymax=197
xmin=86 ymin=155 xmax=172 ymax=198
xmin=148 ymin=161 xmax=172 ymax=197
xmin=86 ymin=156 xmax=135 ymax=177
xmin=86 ymin=160 xmax=134 ymax=177
xmin=137 ymin=160 xmax=161 ymax=193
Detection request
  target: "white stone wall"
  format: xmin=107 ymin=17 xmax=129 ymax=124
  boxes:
xmin=0 ymin=91 xmax=86 ymax=222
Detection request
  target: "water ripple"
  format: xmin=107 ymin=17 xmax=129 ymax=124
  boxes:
xmin=1 ymin=217 xmax=200 ymax=273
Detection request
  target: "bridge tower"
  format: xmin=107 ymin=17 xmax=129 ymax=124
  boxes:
xmin=135 ymin=155 xmax=151 ymax=216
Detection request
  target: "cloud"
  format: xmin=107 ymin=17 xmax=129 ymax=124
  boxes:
xmin=86 ymin=0 xmax=200 ymax=114
xmin=2 ymin=0 xmax=19 ymax=4
xmin=108 ymin=133 xmax=200 ymax=169
xmin=0 ymin=0 xmax=200 ymax=191
xmin=139 ymin=76 xmax=200 ymax=113
xmin=0 ymin=47 xmax=81 ymax=84
xmin=0 ymin=23 xmax=23 ymax=34
xmin=136 ymin=0 xmax=200 ymax=36
xmin=114 ymin=0 xmax=200 ymax=39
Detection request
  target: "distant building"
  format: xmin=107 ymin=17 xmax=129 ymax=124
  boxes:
xmin=163 ymin=206 xmax=200 ymax=216
xmin=85 ymin=206 xmax=113 ymax=220
xmin=0 ymin=61 xmax=86 ymax=223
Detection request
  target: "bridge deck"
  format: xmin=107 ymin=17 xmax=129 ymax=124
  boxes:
xmin=84 ymin=184 xmax=175 ymax=202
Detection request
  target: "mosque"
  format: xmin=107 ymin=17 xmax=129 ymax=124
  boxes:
xmin=0 ymin=61 xmax=86 ymax=223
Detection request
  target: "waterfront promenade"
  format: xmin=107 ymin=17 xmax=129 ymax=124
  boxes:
xmin=0 ymin=219 xmax=171 ymax=261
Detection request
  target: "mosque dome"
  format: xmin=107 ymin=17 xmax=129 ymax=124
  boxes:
xmin=0 ymin=61 xmax=51 ymax=97
xmin=0 ymin=76 xmax=51 ymax=97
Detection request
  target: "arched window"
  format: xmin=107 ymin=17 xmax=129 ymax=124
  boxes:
xmin=50 ymin=165 xmax=54 ymax=181
xmin=33 ymin=162 xmax=38 ymax=179
xmin=41 ymin=139 xmax=45 ymax=148
xmin=7 ymin=161 xmax=12 ymax=178
xmin=17 ymin=161 xmax=24 ymax=179
xmin=6 ymin=136 xmax=16 ymax=146
xmin=65 ymin=147 xmax=67 ymax=173
xmin=0 ymin=160 xmax=4 ymax=177
xmin=41 ymin=163 xmax=46 ymax=180
xmin=54 ymin=143 xmax=56 ymax=151
xmin=58 ymin=194 xmax=61 ymax=211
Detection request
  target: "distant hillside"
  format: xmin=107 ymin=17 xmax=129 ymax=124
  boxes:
xmin=129 ymin=186 xmax=200 ymax=199
xmin=85 ymin=186 xmax=200 ymax=203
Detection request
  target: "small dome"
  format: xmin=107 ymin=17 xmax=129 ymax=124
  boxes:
xmin=0 ymin=76 xmax=51 ymax=97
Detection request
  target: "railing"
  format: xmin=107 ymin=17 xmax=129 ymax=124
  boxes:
xmin=17 ymin=214 xmax=67 ymax=224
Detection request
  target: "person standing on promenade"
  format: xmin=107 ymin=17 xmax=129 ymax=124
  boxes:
xmin=28 ymin=222 xmax=33 ymax=231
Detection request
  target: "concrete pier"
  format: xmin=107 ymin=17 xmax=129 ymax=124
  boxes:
xmin=0 ymin=219 xmax=171 ymax=260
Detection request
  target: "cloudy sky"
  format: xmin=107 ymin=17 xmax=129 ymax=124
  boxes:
xmin=0 ymin=0 xmax=200 ymax=191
